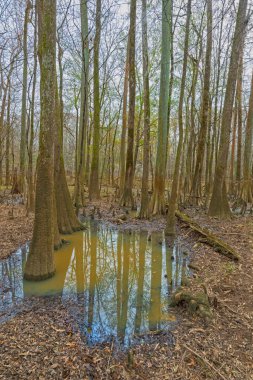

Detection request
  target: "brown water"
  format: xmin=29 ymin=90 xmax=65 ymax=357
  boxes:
xmin=0 ymin=220 xmax=190 ymax=346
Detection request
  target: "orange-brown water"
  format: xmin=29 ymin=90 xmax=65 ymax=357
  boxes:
xmin=0 ymin=221 xmax=189 ymax=345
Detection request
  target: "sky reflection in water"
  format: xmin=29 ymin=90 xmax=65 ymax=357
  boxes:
xmin=0 ymin=221 xmax=189 ymax=345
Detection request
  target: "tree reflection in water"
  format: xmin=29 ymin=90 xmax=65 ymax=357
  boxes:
xmin=0 ymin=221 xmax=189 ymax=345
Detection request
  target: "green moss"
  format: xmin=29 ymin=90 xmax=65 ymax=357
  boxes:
xmin=170 ymin=289 xmax=212 ymax=319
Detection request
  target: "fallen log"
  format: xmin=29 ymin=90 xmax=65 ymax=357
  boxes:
xmin=175 ymin=211 xmax=240 ymax=261
xmin=170 ymin=289 xmax=212 ymax=319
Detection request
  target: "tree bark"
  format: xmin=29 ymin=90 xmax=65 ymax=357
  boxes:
xmin=139 ymin=0 xmax=151 ymax=219
xmin=208 ymin=0 xmax=248 ymax=217
xmin=166 ymin=0 xmax=191 ymax=235
xmin=5 ymin=86 xmax=11 ymax=186
xmin=150 ymin=0 xmax=171 ymax=215
xmin=54 ymin=82 xmax=83 ymax=234
xmin=236 ymin=54 xmax=243 ymax=193
xmin=191 ymin=0 xmax=212 ymax=203
xmin=27 ymin=2 xmax=37 ymax=213
xmin=89 ymin=0 xmax=101 ymax=200
xmin=20 ymin=0 xmax=32 ymax=192
xmin=120 ymin=0 xmax=137 ymax=208
xmin=119 ymin=39 xmax=129 ymax=195
xmin=24 ymin=0 xmax=57 ymax=281
xmin=241 ymin=70 xmax=253 ymax=203
xmin=75 ymin=0 xmax=89 ymax=208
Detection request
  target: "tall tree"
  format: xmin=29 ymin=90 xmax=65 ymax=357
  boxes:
xmin=24 ymin=0 xmax=57 ymax=280
xmin=241 ymin=70 xmax=253 ymax=203
xmin=120 ymin=0 xmax=137 ymax=208
xmin=75 ymin=0 xmax=89 ymax=209
xmin=89 ymin=0 xmax=101 ymax=200
xmin=183 ymin=14 xmax=205 ymax=197
xmin=20 ymin=0 xmax=32 ymax=192
xmin=27 ymin=2 xmax=38 ymax=212
xmin=139 ymin=0 xmax=150 ymax=218
xmin=5 ymin=86 xmax=11 ymax=186
xmin=210 ymin=1 xmax=225 ymax=192
xmin=0 ymin=53 xmax=16 ymax=186
xmin=166 ymin=0 xmax=191 ymax=235
xmin=150 ymin=0 xmax=171 ymax=215
xmin=236 ymin=54 xmax=243 ymax=193
xmin=191 ymin=0 xmax=212 ymax=203
xmin=208 ymin=0 xmax=248 ymax=217
xmin=54 ymin=82 xmax=83 ymax=235
xmin=119 ymin=39 xmax=129 ymax=196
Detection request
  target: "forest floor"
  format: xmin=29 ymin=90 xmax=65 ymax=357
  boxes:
xmin=0 ymin=193 xmax=33 ymax=260
xmin=0 ymin=190 xmax=253 ymax=380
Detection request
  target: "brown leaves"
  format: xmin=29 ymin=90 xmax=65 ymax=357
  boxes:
xmin=0 ymin=203 xmax=33 ymax=260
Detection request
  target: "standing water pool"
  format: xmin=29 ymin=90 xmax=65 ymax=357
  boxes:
xmin=0 ymin=220 xmax=190 ymax=346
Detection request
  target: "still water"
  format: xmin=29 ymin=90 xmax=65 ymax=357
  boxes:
xmin=0 ymin=221 xmax=189 ymax=346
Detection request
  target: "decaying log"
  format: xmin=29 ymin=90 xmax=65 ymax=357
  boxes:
xmin=176 ymin=211 xmax=240 ymax=261
xmin=171 ymin=289 xmax=212 ymax=319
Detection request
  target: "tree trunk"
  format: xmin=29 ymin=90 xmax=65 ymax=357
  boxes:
xmin=75 ymin=0 xmax=89 ymax=208
xmin=184 ymin=17 xmax=204 ymax=198
xmin=191 ymin=0 xmax=212 ymax=203
xmin=5 ymin=86 xmax=11 ymax=186
xmin=150 ymin=0 xmax=171 ymax=215
xmin=166 ymin=0 xmax=191 ymax=235
xmin=241 ymin=70 xmax=253 ymax=203
xmin=54 ymin=82 xmax=83 ymax=234
xmin=236 ymin=54 xmax=243 ymax=193
xmin=20 ymin=0 xmax=32 ymax=192
xmin=139 ymin=0 xmax=151 ymax=219
xmin=27 ymin=3 xmax=37 ymax=213
xmin=133 ymin=100 xmax=143 ymax=180
xmin=208 ymin=0 xmax=248 ymax=217
xmin=229 ymin=105 xmax=237 ymax=194
xmin=24 ymin=0 xmax=57 ymax=281
xmin=0 ymin=63 xmax=14 ymax=186
xmin=211 ymin=1 xmax=225 ymax=192
xmin=89 ymin=0 xmax=101 ymax=200
xmin=120 ymin=0 xmax=137 ymax=208
xmin=119 ymin=39 xmax=129 ymax=195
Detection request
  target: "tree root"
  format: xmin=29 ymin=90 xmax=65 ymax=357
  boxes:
xmin=176 ymin=211 xmax=240 ymax=261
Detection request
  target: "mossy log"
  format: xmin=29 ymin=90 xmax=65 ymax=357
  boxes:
xmin=176 ymin=211 xmax=240 ymax=261
xmin=171 ymin=289 xmax=212 ymax=319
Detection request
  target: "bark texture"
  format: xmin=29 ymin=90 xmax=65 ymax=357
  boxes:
xmin=75 ymin=0 xmax=89 ymax=208
xmin=120 ymin=0 xmax=137 ymax=208
xmin=24 ymin=0 xmax=57 ymax=281
xmin=150 ymin=0 xmax=171 ymax=215
xmin=139 ymin=0 xmax=150 ymax=219
xmin=89 ymin=0 xmax=101 ymax=200
xmin=191 ymin=0 xmax=212 ymax=202
xmin=208 ymin=0 xmax=248 ymax=217
xmin=20 ymin=0 xmax=32 ymax=192
xmin=166 ymin=0 xmax=191 ymax=234
xmin=241 ymin=70 xmax=253 ymax=203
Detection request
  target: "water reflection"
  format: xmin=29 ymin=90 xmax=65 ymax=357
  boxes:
xmin=0 ymin=221 xmax=189 ymax=345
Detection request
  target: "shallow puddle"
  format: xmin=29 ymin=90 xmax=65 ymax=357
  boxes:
xmin=0 ymin=220 xmax=190 ymax=346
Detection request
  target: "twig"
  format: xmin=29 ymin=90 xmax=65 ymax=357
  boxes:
xmin=182 ymin=343 xmax=227 ymax=380
xmin=220 ymin=232 xmax=249 ymax=237
xmin=105 ymin=340 xmax=114 ymax=380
